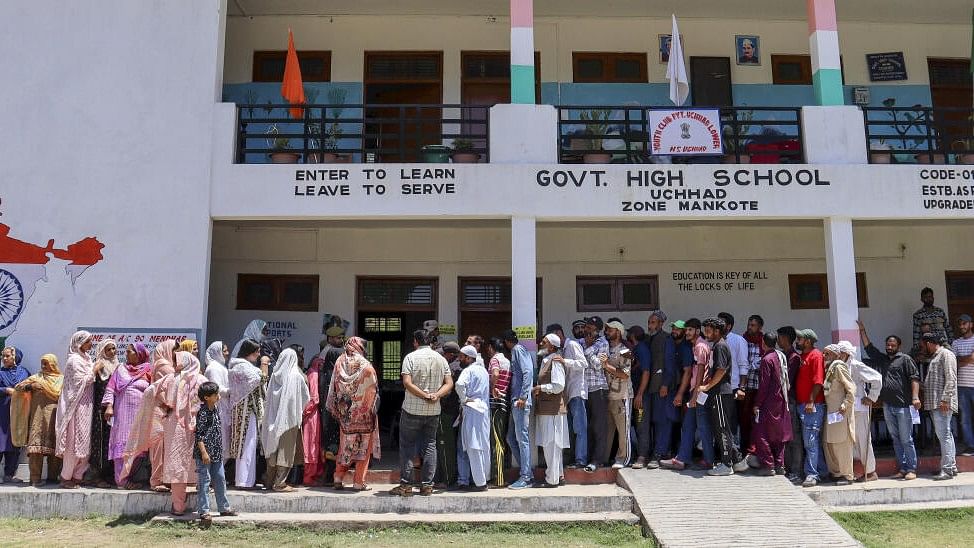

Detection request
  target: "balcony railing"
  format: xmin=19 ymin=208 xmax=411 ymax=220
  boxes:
xmin=863 ymin=106 xmax=974 ymax=165
xmin=235 ymin=103 xmax=490 ymax=164
xmin=556 ymin=106 xmax=804 ymax=164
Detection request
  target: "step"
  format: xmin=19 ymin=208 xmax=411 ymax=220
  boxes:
xmin=150 ymin=510 xmax=640 ymax=529
xmin=862 ymin=455 xmax=974 ymax=478
xmin=351 ymin=465 xmax=617 ymax=486
xmin=824 ymin=498 xmax=974 ymax=513
xmin=804 ymin=471 xmax=974 ymax=508
xmin=0 ymin=482 xmax=633 ymax=518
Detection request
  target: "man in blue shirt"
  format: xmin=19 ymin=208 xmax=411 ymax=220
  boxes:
xmin=503 ymin=329 xmax=535 ymax=489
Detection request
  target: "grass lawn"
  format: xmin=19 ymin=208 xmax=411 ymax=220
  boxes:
xmin=831 ymin=507 xmax=974 ymax=548
xmin=0 ymin=518 xmax=652 ymax=547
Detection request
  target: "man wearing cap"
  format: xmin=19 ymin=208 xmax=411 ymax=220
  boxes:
xmin=533 ymin=334 xmax=571 ymax=487
xmin=433 ymin=342 xmax=462 ymax=488
xmin=455 ymin=345 xmax=490 ymax=491
xmin=822 ymin=344 xmax=856 ymax=486
xmin=502 ymin=330 xmax=535 ymax=489
xmin=581 ymin=317 xmax=610 ymax=472
xmin=634 ymin=310 xmax=676 ymax=469
xmin=602 ymin=321 xmax=633 ymax=469
xmin=795 ymin=329 xmax=828 ymax=487
xmin=837 ymin=340 xmax=882 ymax=482
xmin=953 ymin=314 xmax=974 ymax=457
xmin=858 ymin=320 xmax=921 ymax=480
xmin=662 ymin=318 xmax=715 ymax=471
xmin=571 ymin=320 xmax=587 ymax=343
xmin=921 ymin=332 xmax=958 ymax=480
xmin=424 ymin=320 xmax=444 ymax=352
xmin=547 ymin=324 xmax=588 ymax=469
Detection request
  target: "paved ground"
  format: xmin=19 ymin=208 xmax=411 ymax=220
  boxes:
xmin=619 ymin=468 xmax=860 ymax=548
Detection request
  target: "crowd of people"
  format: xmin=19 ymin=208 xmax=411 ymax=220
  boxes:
xmin=0 ymin=287 xmax=970 ymax=522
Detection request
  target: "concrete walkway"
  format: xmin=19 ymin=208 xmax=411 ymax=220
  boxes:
xmin=618 ymin=468 xmax=860 ymax=548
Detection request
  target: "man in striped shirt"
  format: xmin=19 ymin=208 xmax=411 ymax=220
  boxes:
xmin=953 ymin=314 xmax=974 ymax=457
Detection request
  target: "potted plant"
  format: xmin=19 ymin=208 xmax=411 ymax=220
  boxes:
xmin=450 ymin=138 xmax=479 ymax=163
xmin=320 ymin=88 xmax=350 ymax=163
xmin=880 ymin=98 xmax=938 ymax=163
xmin=953 ymin=138 xmax=974 ymax=165
xmin=870 ymin=139 xmax=893 ymax=164
xmin=266 ymin=124 xmax=300 ymax=163
xmin=579 ymin=109 xmax=613 ymax=164
xmin=722 ymin=110 xmax=753 ymax=164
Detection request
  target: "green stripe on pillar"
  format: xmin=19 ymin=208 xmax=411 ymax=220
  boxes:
xmin=813 ymin=68 xmax=844 ymax=106
xmin=511 ymin=65 xmax=536 ymax=104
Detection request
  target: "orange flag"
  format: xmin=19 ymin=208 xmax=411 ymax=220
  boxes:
xmin=281 ymin=29 xmax=305 ymax=119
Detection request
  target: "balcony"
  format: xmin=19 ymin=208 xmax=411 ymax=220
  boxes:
xmin=864 ymin=105 xmax=974 ymax=165
xmin=556 ymin=106 xmax=804 ymax=165
xmin=235 ymin=103 xmax=490 ymax=164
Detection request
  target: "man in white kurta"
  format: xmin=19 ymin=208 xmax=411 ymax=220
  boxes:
xmin=533 ymin=334 xmax=571 ymax=487
xmin=455 ymin=345 xmax=491 ymax=489
xmin=838 ymin=340 xmax=883 ymax=481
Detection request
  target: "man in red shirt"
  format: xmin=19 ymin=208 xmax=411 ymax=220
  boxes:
xmin=795 ymin=329 xmax=828 ymax=487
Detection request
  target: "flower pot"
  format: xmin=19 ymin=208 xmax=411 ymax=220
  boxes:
xmin=583 ymin=152 xmax=612 ymax=164
xmin=956 ymin=153 xmax=974 ymax=165
xmin=870 ymin=152 xmax=892 ymax=164
xmin=722 ymin=153 xmax=751 ymax=164
xmin=270 ymin=152 xmax=300 ymax=164
xmin=914 ymin=153 xmax=946 ymax=165
xmin=450 ymin=152 xmax=480 ymax=163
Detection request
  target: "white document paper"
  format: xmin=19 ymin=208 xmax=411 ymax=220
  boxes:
xmin=696 ymin=391 xmax=709 ymax=405
xmin=827 ymin=412 xmax=844 ymax=425
xmin=910 ymin=406 xmax=921 ymax=425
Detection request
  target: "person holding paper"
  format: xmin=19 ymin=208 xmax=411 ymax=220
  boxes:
xmin=858 ymin=320 xmax=921 ymax=480
xmin=751 ymin=332 xmax=792 ymax=476
xmin=699 ymin=317 xmax=746 ymax=476
xmin=920 ymin=332 xmax=958 ymax=481
xmin=837 ymin=341 xmax=882 ymax=482
xmin=822 ymin=345 xmax=856 ymax=486
xmin=602 ymin=321 xmax=633 ymax=469
xmin=662 ymin=318 xmax=715 ymax=471
xmin=795 ymin=329 xmax=828 ymax=488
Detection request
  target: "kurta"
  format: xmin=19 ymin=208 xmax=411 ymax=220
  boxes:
xmin=87 ymin=375 xmax=112 ymax=476
xmin=203 ymin=356 xmax=231 ymax=454
xmin=302 ymin=360 xmax=322 ymax=466
xmin=0 ymin=365 xmax=30 ymax=451
xmin=102 ymin=366 xmax=149 ymax=460
xmin=825 ymin=360 xmax=857 ymax=444
xmin=326 ymin=347 xmax=380 ymax=465
xmin=753 ymin=350 xmax=793 ymax=444
xmin=455 ymin=363 xmax=490 ymax=453
xmin=21 ymin=374 xmax=62 ymax=455
xmin=535 ymin=357 xmax=570 ymax=449
xmin=55 ymin=353 xmax=95 ymax=459
xmin=159 ymin=369 xmax=206 ymax=484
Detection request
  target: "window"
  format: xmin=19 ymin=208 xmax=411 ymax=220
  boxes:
xmin=237 ymin=274 xmax=319 ymax=311
xmin=788 ymin=273 xmax=868 ymax=310
xmin=572 ymin=52 xmax=648 ymax=83
xmin=771 ymin=55 xmax=812 ymax=85
xmin=576 ymin=276 xmax=659 ymax=312
xmin=252 ymin=51 xmax=331 ymax=82
xmin=357 ymin=277 xmax=437 ymax=310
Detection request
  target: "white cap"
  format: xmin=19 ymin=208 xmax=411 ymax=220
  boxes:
xmin=837 ymin=340 xmax=856 ymax=356
xmin=423 ymin=320 xmax=439 ymax=331
xmin=544 ymin=333 xmax=561 ymax=348
xmin=460 ymin=345 xmax=478 ymax=359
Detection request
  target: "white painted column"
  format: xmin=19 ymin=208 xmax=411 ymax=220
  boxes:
xmin=511 ymin=215 xmax=538 ymax=351
xmin=824 ymin=216 xmax=860 ymax=346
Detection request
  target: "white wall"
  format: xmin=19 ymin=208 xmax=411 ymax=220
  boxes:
xmin=0 ymin=1 xmax=225 ymax=368
xmin=223 ymin=15 xmax=970 ymax=87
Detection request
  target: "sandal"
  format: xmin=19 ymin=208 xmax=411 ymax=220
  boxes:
xmin=152 ymin=485 xmax=171 ymax=493
xmin=272 ymin=484 xmax=295 ymax=493
xmin=352 ymin=484 xmax=371 ymax=492
xmin=333 ymin=482 xmax=344 ymax=491
xmin=60 ymin=480 xmax=79 ymax=489
xmin=220 ymin=510 xmax=239 ymax=517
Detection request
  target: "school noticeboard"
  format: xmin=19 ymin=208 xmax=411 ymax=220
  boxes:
xmin=78 ymin=327 xmax=202 ymax=362
xmin=649 ymin=109 xmax=723 ymax=156
xmin=866 ymin=52 xmax=908 ymax=82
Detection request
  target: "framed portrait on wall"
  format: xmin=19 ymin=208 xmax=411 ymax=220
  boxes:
xmin=735 ymin=35 xmax=760 ymax=66
xmin=659 ymin=34 xmax=684 ymax=63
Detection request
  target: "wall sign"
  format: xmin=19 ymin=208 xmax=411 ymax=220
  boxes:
xmin=673 ymin=271 xmax=769 ymax=293
xmin=866 ymin=52 xmax=907 ymax=82
xmin=648 ymin=109 xmax=723 ymax=155
xmin=79 ymin=327 xmax=203 ymax=362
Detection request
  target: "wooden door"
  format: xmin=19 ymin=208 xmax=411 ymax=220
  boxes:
xmin=928 ymin=59 xmax=973 ymax=145
xmin=458 ymin=277 xmax=543 ymax=343
xmin=945 ymin=271 xmax=974 ymax=330
xmin=364 ymin=52 xmax=443 ymax=162
xmin=690 ymin=57 xmax=733 ymax=107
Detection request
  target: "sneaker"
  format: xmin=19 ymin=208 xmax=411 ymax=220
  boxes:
xmin=775 ymin=467 xmax=787 ymax=476
xmin=835 ymin=478 xmax=852 ymax=486
xmin=631 ymin=457 xmax=646 ymax=470
xmin=961 ymin=446 xmax=974 ymax=457
xmin=801 ymin=475 xmax=818 ymax=488
xmin=745 ymin=454 xmax=761 ymax=469
xmin=659 ymin=458 xmax=686 ymax=470
xmin=707 ymin=464 xmax=733 ymax=476
xmin=389 ymin=484 xmax=414 ymax=497
xmin=948 ymin=468 xmax=959 ymax=477
xmin=611 ymin=462 xmax=625 ymax=470
xmin=567 ymin=462 xmax=584 ymax=470
xmin=755 ymin=467 xmax=775 ymax=477
xmin=583 ymin=464 xmax=598 ymax=473
xmin=508 ymin=478 xmax=532 ymax=490
xmin=645 ymin=458 xmax=661 ymax=470
xmin=732 ymin=460 xmax=749 ymax=473
xmin=932 ymin=471 xmax=953 ymax=481
xmin=903 ymin=472 xmax=917 ymax=481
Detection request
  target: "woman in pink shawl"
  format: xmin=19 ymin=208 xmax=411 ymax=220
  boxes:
xmin=160 ymin=351 xmax=206 ymax=515
xmin=54 ymin=330 xmax=96 ymax=488
xmin=326 ymin=337 xmax=380 ymax=491
xmin=302 ymin=345 xmax=323 ymax=485
xmin=122 ymin=340 xmax=176 ymax=492
xmin=102 ymin=343 xmax=151 ymax=488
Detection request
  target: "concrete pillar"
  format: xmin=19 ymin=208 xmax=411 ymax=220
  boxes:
xmin=509 ymin=0 xmax=536 ymax=104
xmin=511 ymin=216 xmax=538 ymax=351
xmin=800 ymin=106 xmax=868 ymax=164
xmin=824 ymin=216 xmax=859 ymax=346
xmin=489 ymin=104 xmax=558 ymax=163
xmin=807 ymin=0 xmax=844 ymax=106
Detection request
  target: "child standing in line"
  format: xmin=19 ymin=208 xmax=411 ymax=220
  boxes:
xmin=195 ymin=382 xmax=237 ymax=525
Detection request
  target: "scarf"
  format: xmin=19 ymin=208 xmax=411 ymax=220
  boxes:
xmin=150 ymin=340 xmax=177 ymax=382
xmin=772 ymin=349 xmax=790 ymax=410
xmin=231 ymin=319 xmax=266 ymax=359
xmin=823 ymin=359 xmax=850 ymax=397
xmin=260 ymin=348 xmax=310 ymax=454
xmin=94 ymin=339 xmax=120 ymax=382
xmin=326 ymin=337 xmax=379 ymax=434
xmin=205 ymin=341 xmax=225 ymax=369
xmin=54 ymin=330 xmax=94 ymax=448
xmin=167 ymin=351 xmax=204 ymax=430
xmin=228 ymin=356 xmax=262 ymax=407
xmin=11 ymin=354 xmax=63 ymax=446
xmin=179 ymin=339 xmax=197 ymax=353
xmin=123 ymin=343 xmax=152 ymax=382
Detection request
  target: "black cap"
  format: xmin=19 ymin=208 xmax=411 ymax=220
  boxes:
xmin=921 ymin=332 xmax=942 ymax=344
xmin=585 ymin=316 xmax=604 ymax=329
xmin=685 ymin=318 xmax=702 ymax=329
xmin=571 ymin=319 xmax=587 ymax=328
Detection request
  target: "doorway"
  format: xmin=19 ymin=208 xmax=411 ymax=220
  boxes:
xmin=364 ymin=51 xmax=443 ymax=161
xmin=690 ymin=57 xmax=732 ymax=107
xmin=457 ymin=277 xmax=542 ymax=342
xmin=927 ymin=58 xmax=973 ymax=145
xmin=945 ymin=271 xmax=974 ymax=329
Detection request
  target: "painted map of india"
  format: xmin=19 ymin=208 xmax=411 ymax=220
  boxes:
xmin=0 ymin=223 xmax=105 ymax=338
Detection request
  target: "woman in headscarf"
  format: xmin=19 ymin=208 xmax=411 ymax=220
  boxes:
xmin=228 ymin=338 xmax=265 ymax=489
xmin=12 ymin=354 xmax=63 ymax=486
xmin=1 ymin=346 xmax=30 ymax=482
xmin=85 ymin=339 xmax=119 ymax=487
xmin=261 ymin=348 xmax=309 ymax=492
xmin=123 ymin=339 xmax=177 ymax=492
xmin=55 ymin=331 xmax=96 ymax=488
xmin=822 ymin=344 xmax=857 ymax=486
xmin=203 ymin=341 xmax=231 ymax=456
xmin=102 ymin=343 xmax=151 ymax=488
xmin=230 ymin=320 xmax=267 ymax=362
xmin=302 ymin=342 xmax=324 ymax=486
xmin=160 ymin=351 xmax=206 ymax=515
xmin=326 ymin=337 xmax=380 ymax=491
xmin=179 ymin=340 xmax=199 ymax=359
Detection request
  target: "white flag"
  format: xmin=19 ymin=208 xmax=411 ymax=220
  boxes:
xmin=666 ymin=14 xmax=689 ymax=106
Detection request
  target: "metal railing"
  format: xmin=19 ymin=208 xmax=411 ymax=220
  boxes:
xmin=235 ymin=103 xmax=490 ymax=164
xmin=556 ymin=106 xmax=804 ymax=164
xmin=863 ymin=106 xmax=974 ymax=165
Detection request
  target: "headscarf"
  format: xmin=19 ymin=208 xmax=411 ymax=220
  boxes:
xmin=231 ymin=319 xmax=267 ymax=359
xmin=32 ymin=354 xmax=64 ymax=400
xmin=124 ymin=343 xmax=152 ymax=381
xmin=228 ymin=354 xmax=263 ymax=407
xmin=168 ymin=351 xmax=205 ymax=430
xmin=11 ymin=354 xmax=62 ymax=447
xmin=260 ymin=348 xmax=310 ymax=454
xmin=150 ymin=340 xmax=177 ymax=381
xmin=823 ymin=353 xmax=850 ymax=397
xmin=69 ymin=330 xmax=92 ymax=355
xmin=326 ymin=337 xmax=378 ymax=434
xmin=179 ymin=339 xmax=197 ymax=353
xmin=54 ymin=331 xmax=95 ymax=452
xmin=93 ymin=339 xmax=120 ymax=382
xmin=205 ymin=341 xmax=225 ymax=368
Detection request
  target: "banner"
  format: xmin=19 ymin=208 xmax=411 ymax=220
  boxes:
xmin=649 ymin=109 xmax=723 ymax=155
xmin=78 ymin=327 xmax=202 ymax=362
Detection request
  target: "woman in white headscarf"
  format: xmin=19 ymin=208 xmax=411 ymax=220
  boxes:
xmin=228 ymin=338 xmax=265 ymax=488
xmin=86 ymin=339 xmax=119 ymax=487
xmin=160 ymin=351 xmax=206 ymax=516
xmin=203 ymin=341 xmax=231 ymax=455
xmin=261 ymin=348 xmax=309 ymax=492
xmin=230 ymin=320 xmax=267 ymax=362
xmin=55 ymin=330 xmax=96 ymax=488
